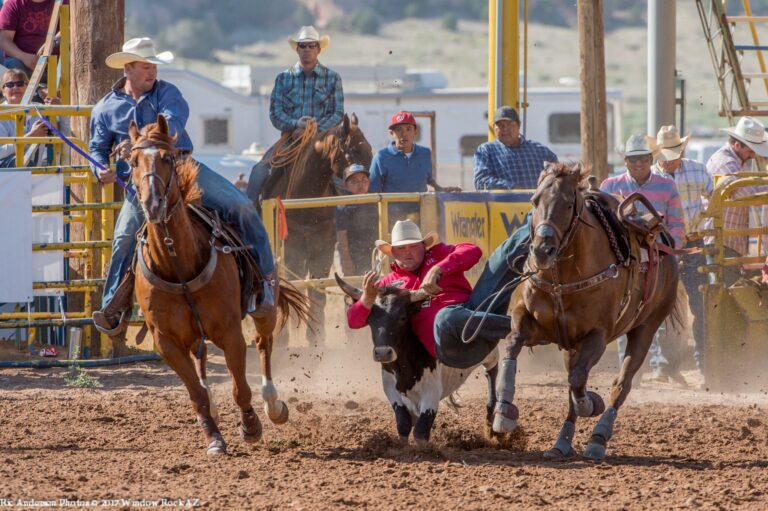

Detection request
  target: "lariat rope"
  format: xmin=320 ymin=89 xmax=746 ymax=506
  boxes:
xmin=267 ymin=118 xmax=318 ymax=169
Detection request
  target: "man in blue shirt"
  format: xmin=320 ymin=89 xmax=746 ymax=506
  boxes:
xmin=246 ymin=26 xmax=344 ymax=201
xmin=90 ymin=37 xmax=276 ymax=337
xmin=473 ymin=106 xmax=558 ymax=190
xmin=369 ymin=111 xmax=458 ymax=222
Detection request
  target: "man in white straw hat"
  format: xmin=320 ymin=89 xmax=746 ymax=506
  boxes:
xmin=90 ymin=37 xmax=276 ymax=339
xmin=246 ymin=26 xmax=344 ymax=200
xmin=652 ymin=125 xmax=713 ymax=374
xmin=346 ymin=219 xmax=482 ymax=359
xmin=706 ymin=116 xmax=768 ymax=259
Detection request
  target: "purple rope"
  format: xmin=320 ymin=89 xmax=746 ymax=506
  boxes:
xmin=33 ymin=109 xmax=134 ymax=197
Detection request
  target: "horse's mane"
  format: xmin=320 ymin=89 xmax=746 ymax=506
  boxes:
xmin=538 ymin=161 xmax=592 ymax=189
xmin=137 ymin=123 xmax=202 ymax=205
xmin=285 ymin=125 xmax=342 ymax=198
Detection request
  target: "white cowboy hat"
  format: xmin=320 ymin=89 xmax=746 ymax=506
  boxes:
xmin=288 ymin=26 xmax=331 ymax=51
xmin=721 ymin=116 xmax=768 ymax=157
xmin=624 ymin=133 xmax=659 ymax=157
xmin=375 ymin=220 xmax=438 ymax=257
xmin=105 ymin=37 xmax=174 ymax=69
xmin=652 ymin=125 xmax=692 ymax=161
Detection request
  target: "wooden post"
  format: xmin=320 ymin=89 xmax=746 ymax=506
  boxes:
xmin=578 ymin=0 xmax=608 ymax=182
xmin=69 ymin=0 xmax=124 ymax=355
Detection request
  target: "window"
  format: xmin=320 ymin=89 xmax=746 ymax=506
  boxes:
xmin=548 ymin=113 xmax=581 ymax=144
xmin=203 ymin=118 xmax=229 ymax=146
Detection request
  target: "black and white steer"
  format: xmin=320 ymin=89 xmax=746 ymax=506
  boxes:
xmin=336 ymin=273 xmax=499 ymax=445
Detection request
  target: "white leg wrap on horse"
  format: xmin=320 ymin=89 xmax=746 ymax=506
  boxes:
xmin=495 ymin=358 xmax=517 ymax=405
xmin=200 ymin=379 xmax=219 ymax=422
xmin=592 ymin=406 xmax=618 ymax=440
xmin=572 ymin=393 xmax=594 ymax=417
xmin=553 ymin=420 xmax=576 ymax=455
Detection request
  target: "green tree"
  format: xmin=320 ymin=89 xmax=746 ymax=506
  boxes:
xmin=158 ymin=18 xmax=223 ymax=60
xmin=441 ymin=13 xmax=458 ymax=32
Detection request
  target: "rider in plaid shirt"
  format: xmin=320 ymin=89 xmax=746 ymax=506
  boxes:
xmin=248 ymin=26 xmax=344 ymax=200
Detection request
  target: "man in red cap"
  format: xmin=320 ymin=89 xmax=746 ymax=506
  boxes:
xmin=369 ymin=111 xmax=458 ymax=222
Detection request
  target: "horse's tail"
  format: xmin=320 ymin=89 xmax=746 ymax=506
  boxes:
xmin=276 ymin=278 xmax=312 ymax=332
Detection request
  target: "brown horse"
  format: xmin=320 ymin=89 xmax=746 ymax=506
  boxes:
xmin=129 ymin=116 xmax=309 ymax=455
xmin=263 ymin=113 xmax=373 ymax=344
xmin=491 ymin=162 xmax=681 ymax=461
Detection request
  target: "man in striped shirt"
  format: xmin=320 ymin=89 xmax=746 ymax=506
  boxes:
xmin=247 ymin=26 xmax=344 ymax=200
xmin=652 ymin=125 xmax=713 ymax=373
xmin=601 ymin=134 xmax=686 ymax=384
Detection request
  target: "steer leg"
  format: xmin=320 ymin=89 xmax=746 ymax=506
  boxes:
xmin=381 ymin=369 xmax=412 ymax=443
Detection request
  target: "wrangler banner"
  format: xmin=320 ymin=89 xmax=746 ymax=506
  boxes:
xmin=436 ymin=191 xmax=533 ymax=282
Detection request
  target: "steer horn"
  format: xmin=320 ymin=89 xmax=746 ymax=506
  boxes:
xmin=409 ymin=289 xmax=431 ymax=303
xmin=334 ymin=272 xmax=362 ymax=301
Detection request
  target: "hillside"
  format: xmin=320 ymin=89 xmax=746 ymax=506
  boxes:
xmin=126 ymin=1 xmax=768 ymax=137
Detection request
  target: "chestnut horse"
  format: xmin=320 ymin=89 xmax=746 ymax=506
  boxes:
xmin=129 ymin=116 xmax=309 ymax=455
xmin=263 ymin=113 xmax=373 ymax=344
xmin=492 ymin=162 xmax=681 ymax=461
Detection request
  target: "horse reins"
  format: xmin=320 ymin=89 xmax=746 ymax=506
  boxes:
xmin=132 ymin=140 xmax=209 ymax=359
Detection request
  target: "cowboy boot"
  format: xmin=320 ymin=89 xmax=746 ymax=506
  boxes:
xmin=248 ymin=272 xmax=276 ymax=318
xmin=92 ymin=271 xmax=135 ymax=345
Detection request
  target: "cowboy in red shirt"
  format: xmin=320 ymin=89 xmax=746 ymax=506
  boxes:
xmin=347 ymin=219 xmax=482 ymax=357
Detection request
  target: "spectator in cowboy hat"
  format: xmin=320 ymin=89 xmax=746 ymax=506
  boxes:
xmin=346 ymin=219 xmax=482 ymax=358
xmin=706 ymin=116 xmax=768 ymax=259
xmin=602 ymin=133 xmax=687 ymax=385
xmin=89 ymin=36 xmax=276 ymax=342
xmin=652 ymin=125 xmax=713 ymax=374
xmin=246 ymin=25 xmax=344 ymax=200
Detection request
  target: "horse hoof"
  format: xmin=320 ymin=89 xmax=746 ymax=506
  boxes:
xmin=206 ymin=438 xmax=227 ymax=456
xmin=413 ymin=437 xmax=430 ymax=450
xmin=398 ymin=435 xmax=410 ymax=446
xmin=582 ymin=442 xmax=606 ymax=462
xmin=543 ymin=446 xmax=572 ymax=459
xmin=240 ymin=410 xmax=263 ymax=444
xmin=587 ymin=391 xmax=605 ymax=417
xmin=265 ymin=400 xmax=289 ymax=425
xmin=492 ymin=414 xmax=518 ymax=434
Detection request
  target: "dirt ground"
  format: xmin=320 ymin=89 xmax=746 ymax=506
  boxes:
xmin=1 ymin=323 xmax=767 ymax=511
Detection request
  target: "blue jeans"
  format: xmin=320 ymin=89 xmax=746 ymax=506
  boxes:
xmin=616 ymin=327 xmax=678 ymax=374
xmin=434 ymin=212 xmax=532 ymax=369
xmin=246 ymin=147 xmax=274 ymax=202
xmin=679 ymin=240 xmax=707 ymax=370
xmin=101 ymin=161 xmax=275 ymax=308
xmin=3 ymin=57 xmax=32 ymax=77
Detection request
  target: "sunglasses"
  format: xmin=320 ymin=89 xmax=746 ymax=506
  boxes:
xmin=297 ymin=42 xmax=318 ymax=49
xmin=3 ymin=80 xmax=26 ymax=89
xmin=625 ymin=155 xmax=650 ymax=164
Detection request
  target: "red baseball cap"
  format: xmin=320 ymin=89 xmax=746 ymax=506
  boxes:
xmin=388 ymin=111 xmax=417 ymax=130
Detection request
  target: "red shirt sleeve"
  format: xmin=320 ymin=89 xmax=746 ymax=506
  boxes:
xmin=435 ymin=243 xmax=482 ymax=275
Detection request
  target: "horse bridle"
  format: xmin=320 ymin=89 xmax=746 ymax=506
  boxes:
xmin=131 ymin=140 xmax=181 ymax=224
xmin=530 ymin=179 xmax=585 ymax=261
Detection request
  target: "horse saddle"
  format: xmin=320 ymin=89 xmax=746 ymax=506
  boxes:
xmin=617 ymin=193 xmax=675 ymax=249
xmin=185 ymin=204 xmax=264 ymax=317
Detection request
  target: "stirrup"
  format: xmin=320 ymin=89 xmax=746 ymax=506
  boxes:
xmin=92 ymin=309 xmax=129 ymax=336
xmin=248 ymin=279 xmax=275 ymax=318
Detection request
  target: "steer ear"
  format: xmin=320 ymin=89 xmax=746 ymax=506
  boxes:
xmin=334 ymin=272 xmax=362 ymax=301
